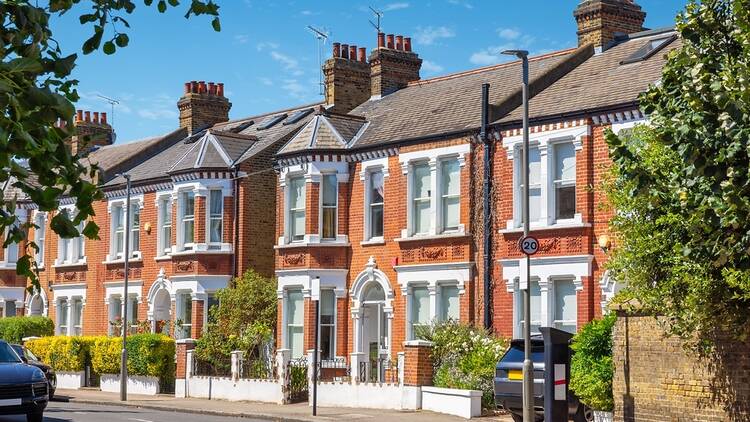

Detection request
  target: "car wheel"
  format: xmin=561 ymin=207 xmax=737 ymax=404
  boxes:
xmin=573 ymin=403 xmax=595 ymax=422
xmin=26 ymin=410 xmax=43 ymax=422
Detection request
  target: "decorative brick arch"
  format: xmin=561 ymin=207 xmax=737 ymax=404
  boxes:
xmin=147 ymin=268 xmax=173 ymax=332
xmin=350 ymin=256 xmax=394 ymax=355
xmin=25 ymin=288 xmax=48 ymax=317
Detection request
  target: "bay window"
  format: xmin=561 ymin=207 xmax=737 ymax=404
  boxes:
xmin=288 ymin=177 xmax=305 ymax=242
xmin=320 ymin=175 xmax=337 ymax=240
xmin=553 ymin=279 xmax=577 ymax=333
xmin=209 ymin=190 xmax=223 ymax=245
xmin=181 ymin=191 xmax=195 ymax=249
xmin=438 ymin=285 xmax=459 ymax=321
xmin=367 ymin=170 xmax=384 ymax=240
xmin=411 ymin=163 xmax=431 ymax=235
xmin=440 ymin=159 xmax=460 ymax=232
xmin=553 ymin=142 xmax=576 ymax=220
xmin=409 ymin=286 xmax=430 ymax=340
xmin=286 ymin=289 xmax=304 ymax=358
xmin=319 ymin=289 xmax=336 ymax=360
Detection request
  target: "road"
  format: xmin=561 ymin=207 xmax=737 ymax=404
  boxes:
xmin=0 ymin=401 xmax=270 ymax=422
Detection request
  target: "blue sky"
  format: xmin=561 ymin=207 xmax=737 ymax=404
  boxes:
xmin=53 ymin=0 xmax=688 ymax=142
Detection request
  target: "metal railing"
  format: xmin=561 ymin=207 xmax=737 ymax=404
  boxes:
xmin=193 ymin=356 xmax=232 ymax=378
xmin=318 ymin=357 xmax=350 ymax=382
xmin=239 ymin=354 xmax=276 ymax=380
xmin=359 ymin=357 xmax=399 ymax=384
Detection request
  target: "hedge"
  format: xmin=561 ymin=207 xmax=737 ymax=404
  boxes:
xmin=27 ymin=334 xmax=175 ymax=381
xmin=0 ymin=316 xmax=54 ymax=343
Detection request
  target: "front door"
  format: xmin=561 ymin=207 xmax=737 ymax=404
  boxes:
xmin=361 ymin=302 xmax=389 ymax=382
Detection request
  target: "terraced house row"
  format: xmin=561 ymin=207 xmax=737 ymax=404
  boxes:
xmin=0 ymin=0 xmax=676 ymax=367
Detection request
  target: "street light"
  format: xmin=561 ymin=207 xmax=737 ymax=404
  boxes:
xmin=501 ymin=49 xmax=533 ymax=422
xmin=116 ymin=173 xmax=132 ymax=402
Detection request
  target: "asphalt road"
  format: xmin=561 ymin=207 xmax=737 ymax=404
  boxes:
xmin=0 ymin=401 xmax=270 ymax=422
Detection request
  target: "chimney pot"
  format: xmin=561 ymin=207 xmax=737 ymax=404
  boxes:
xmin=333 ymin=42 xmax=341 ymax=58
xmin=358 ymin=47 xmax=367 ymax=62
xmin=184 ymin=82 xmax=190 ymax=94
xmin=190 ymin=81 xmax=198 ymax=93
xmin=208 ymin=82 xmax=216 ymax=95
xmin=349 ymin=45 xmax=357 ymax=60
xmin=199 ymin=81 xmax=207 ymax=94
xmin=217 ymin=83 xmax=224 ymax=97
xmin=396 ymin=35 xmax=404 ymax=50
xmin=76 ymin=110 xmax=83 ymax=122
xmin=377 ymin=32 xmax=385 ymax=48
xmin=341 ymin=44 xmax=350 ymax=59
xmin=386 ymin=34 xmax=395 ymax=49
xmin=93 ymin=112 xmax=99 ymax=124
xmin=84 ymin=111 xmax=91 ymax=122
xmin=404 ymin=37 xmax=412 ymax=52
xmin=101 ymin=112 xmax=107 ymax=125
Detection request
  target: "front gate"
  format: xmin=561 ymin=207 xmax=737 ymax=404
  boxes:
xmin=286 ymin=356 xmax=309 ymax=403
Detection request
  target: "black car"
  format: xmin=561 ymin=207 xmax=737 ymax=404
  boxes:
xmin=494 ymin=336 xmax=591 ymax=422
xmin=11 ymin=344 xmax=56 ymax=400
xmin=0 ymin=340 xmax=48 ymax=422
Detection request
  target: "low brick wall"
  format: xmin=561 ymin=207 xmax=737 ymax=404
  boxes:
xmin=613 ymin=313 xmax=750 ymax=421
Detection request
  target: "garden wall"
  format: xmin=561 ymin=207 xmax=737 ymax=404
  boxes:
xmin=613 ymin=313 xmax=750 ymax=421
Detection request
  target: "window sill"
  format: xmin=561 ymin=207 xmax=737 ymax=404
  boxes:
xmin=169 ymin=249 xmax=234 ymax=256
xmin=102 ymin=258 xmax=143 ymax=265
xmin=499 ymin=222 xmax=591 ymax=234
xmin=360 ymin=238 xmax=386 ymax=247
xmin=0 ymin=262 xmax=17 ymax=270
xmin=53 ymin=260 xmax=88 ymax=269
xmin=154 ymin=255 xmax=173 ymax=262
xmin=274 ymin=242 xmax=351 ymax=250
xmin=394 ymin=232 xmax=470 ymax=243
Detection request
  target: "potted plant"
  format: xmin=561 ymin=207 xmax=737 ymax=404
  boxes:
xmin=570 ymin=314 xmax=616 ymax=422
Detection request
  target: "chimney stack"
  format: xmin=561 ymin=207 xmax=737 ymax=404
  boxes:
xmin=68 ymin=109 xmax=115 ymax=154
xmin=177 ymin=80 xmax=232 ymax=134
xmin=369 ymin=32 xmax=422 ymax=98
xmin=323 ymin=40 xmax=371 ymax=114
xmin=574 ymin=0 xmax=646 ymax=50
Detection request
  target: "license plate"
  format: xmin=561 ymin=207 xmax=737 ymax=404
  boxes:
xmin=508 ymin=370 xmax=523 ymax=380
xmin=0 ymin=398 xmax=21 ymax=406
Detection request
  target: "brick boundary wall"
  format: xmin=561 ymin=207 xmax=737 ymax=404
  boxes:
xmin=613 ymin=312 xmax=750 ymax=422
xmin=403 ymin=340 xmax=433 ymax=387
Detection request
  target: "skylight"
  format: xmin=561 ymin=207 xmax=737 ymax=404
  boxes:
xmin=230 ymin=120 xmax=254 ymax=133
xmin=283 ymin=108 xmax=314 ymax=125
xmin=257 ymin=114 xmax=287 ymax=130
xmin=620 ymin=34 xmax=676 ymax=65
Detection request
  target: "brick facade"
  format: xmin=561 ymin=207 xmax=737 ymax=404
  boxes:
xmin=574 ymin=0 xmax=646 ymax=48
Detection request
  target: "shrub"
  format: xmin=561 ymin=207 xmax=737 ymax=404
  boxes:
xmin=0 ymin=316 xmax=54 ymax=343
xmin=90 ymin=336 xmax=121 ymax=375
xmin=25 ymin=336 xmax=95 ymax=372
xmin=91 ymin=334 xmax=175 ymax=380
xmin=417 ymin=320 xmax=508 ymax=409
xmin=570 ymin=314 xmax=616 ymax=411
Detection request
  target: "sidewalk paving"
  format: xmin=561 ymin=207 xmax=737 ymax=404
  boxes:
xmin=56 ymin=388 xmax=513 ymax=422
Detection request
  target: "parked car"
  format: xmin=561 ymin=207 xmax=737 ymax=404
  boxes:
xmin=11 ymin=344 xmax=56 ymax=400
xmin=494 ymin=335 xmax=592 ymax=422
xmin=0 ymin=340 xmax=48 ymax=422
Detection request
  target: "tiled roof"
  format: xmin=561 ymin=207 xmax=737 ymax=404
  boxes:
xmin=278 ymin=109 xmax=367 ymax=154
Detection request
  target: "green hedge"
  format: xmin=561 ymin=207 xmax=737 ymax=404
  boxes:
xmin=0 ymin=316 xmax=54 ymax=343
xmin=27 ymin=334 xmax=175 ymax=381
xmin=570 ymin=314 xmax=616 ymax=412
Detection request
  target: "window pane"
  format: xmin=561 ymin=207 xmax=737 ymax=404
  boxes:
xmin=413 ymin=163 xmax=431 ymax=198
xmin=131 ymin=205 xmax=140 ymax=252
xmin=441 ymin=160 xmax=460 ymax=196
xmin=528 ymin=147 xmax=541 ymax=186
xmin=556 ymin=186 xmax=576 ymax=220
xmin=322 ymin=175 xmax=337 ymax=206
xmin=290 ymin=177 xmax=305 ymax=209
xmin=163 ymin=226 xmax=172 ymax=250
xmin=5 ymin=301 xmax=16 ymax=317
xmin=440 ymin=286 xmax=459 ymax=321
xmin=363 ymin=283 xmax=385 ymax=302
xmin=292 ymin=210 xmax=305 ymax=241
xmin=442 ymin=196 xmax=460 ymax=231
xmin=530 ymin=187 xmax=542 ymax=222
xmin=555 ymin=143 xmax=576 ymax=182
xmin=184 ymin=220 xmax=194 ymax=244
xmin=287 ymin=290 xmax=303 ymax=325
xmin=370 ymin=171 xmax=384 ymax=204
xmin=112 ymin=297 xmax=122 ymax=319
xmin=320 ymin=290 xmax=335 ymax=323
xmin=183 ymin=192 xmax=195 ymax=217
xmin=60 ymin=302 xmax=69 ymax=326
xmin=530 ymin=279 xmax=542 ymax=326
xmin=130 ymin=298 xmax=138 ymax=323
xmin=210 ymin=218 xmax=222 ymax=243
xmin=182 ymin=295 xmax=192 ymax=325
xmin=370 ymin=204 xmax=383 ymax=238
xmin=210 ymin=190 xmax=223 ymax=215
xmin=414 ymin=200 xmax=430 ymax=234
xmin=411 ymin=287 xmax=430 ymax=324
xmin=555 ymin=279 xmax=577 ymax=329
xmin=289 ymin=326 xmax=304 ymax=358
xmin=320 ymin=325 xmax=334 ymax=360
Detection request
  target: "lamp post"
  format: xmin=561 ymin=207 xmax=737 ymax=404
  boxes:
xmin=311 ymin=276 xmax=321 ymax=416
xmin=116 ymin=173 xmax=132 ymax=402
xmin=502 ymin=49 xmax=532 ymax=422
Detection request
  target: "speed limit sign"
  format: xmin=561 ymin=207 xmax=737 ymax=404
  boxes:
xmin=519 ymin=235 xmax=539 ymax=255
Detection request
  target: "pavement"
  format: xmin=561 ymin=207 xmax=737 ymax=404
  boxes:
xmin=51 ymin=388 xmax=514 ymax=422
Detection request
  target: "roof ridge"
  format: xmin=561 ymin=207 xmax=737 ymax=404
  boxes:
xmin=407 ymin=47 xmax=579 ymax=87
xmin=214 ymin=101 xmax=325 ymax=128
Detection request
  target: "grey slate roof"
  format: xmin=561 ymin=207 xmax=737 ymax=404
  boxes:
xmin=278 ymin=109 xmax=367 ymax=154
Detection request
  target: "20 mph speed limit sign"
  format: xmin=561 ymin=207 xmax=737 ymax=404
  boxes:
xmin=519 ymin=236 xmax=539 ymax=255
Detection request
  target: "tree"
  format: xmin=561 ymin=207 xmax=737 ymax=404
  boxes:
xmin=1 ymin=1 xmax=220 ymax=292
xmin=606 ymin=0 xmax=750 ymax=348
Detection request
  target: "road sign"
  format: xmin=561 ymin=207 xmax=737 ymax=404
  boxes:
xmin=519 ymin=235 xmax=539 ymax=255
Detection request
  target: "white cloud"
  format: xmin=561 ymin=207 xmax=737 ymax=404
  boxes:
xmin=137 ymin=108 xmax=177 ymax=120
xmin=414 ymin=26 xmax=455 ymax=46
xmin=256 ymin=41 xmax=280 ymax=52
xmin=234 ymin=34 xmax=250 ymax=44
xmin=270 ymin=51 xmax=304 ymax=76
xmin=421 ymin=60 xmax=444 ymax=75
xmin=447 ymin=0 xmax=473 ymax=9
xmin=497 ymin=28 xmax=521 ymax=40
xmin=383 ymin=2 xmax=409 ymax=11
xmin=258 ymin=77 xmax=273 ymax=86
xmin=469 ymin=32 xmax=536 ymax=66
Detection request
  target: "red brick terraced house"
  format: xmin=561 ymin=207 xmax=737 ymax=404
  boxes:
xmin=1 ymin=82 xmax=322 ymax=339
xmin=271 ymin=0 xmax=680 ymax=380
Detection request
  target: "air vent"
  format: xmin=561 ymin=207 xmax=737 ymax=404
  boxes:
xmin=283 ymin=108 xmax=314 ymax=125
xmin=620 ymin=35 xmax=676 ymax=65
xmin=257 ymin=114 xmax=288 ymax=130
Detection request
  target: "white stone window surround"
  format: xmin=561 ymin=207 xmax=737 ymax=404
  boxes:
xmin=104 ymin=282 xmax=142 ymax=334
xmin=278 ymin=162 xmax=350 ymax=246
xmin=500 ymin=255 xmax=592 ymax=338
xmin=32 ymin=210 xmax=47 ymax=268
xmin=599 ymin=270 xmax=623 ymax=314
xmin=51 ymin=283 xmax=86 ymax=335
xmin=0 ymin=287 xmax=26 ymax=317
xmin=154 ymin=191 xmax=173 ymax=257
xmin=359 ymin=157 xmax=390 ymax=245
xmin=349 ymin=257 xmax=394 ymax=357
xmin=276 ymin=268 xmax=348 ymax=358
xmin=172 ymin=180 xmax=233 ymax=254
xmin=394 ymin=261 xmax=471 ymax=340
xmin=502 ymin=125 xmax=588 ymax=230
xmin=1 ymin=209 xmax=26 ymax=269
xmin=54 ymin=205 xmax=87 ymax=267
xmin=105 ymin=194 xmax=145 ymax=262
xmin=25 ymin=287 xmax=48 ymax=317
xmin=317 ymin=172 xmax=346 ymax=243
xmin=398 ymin=143 xmax=469 ymax=239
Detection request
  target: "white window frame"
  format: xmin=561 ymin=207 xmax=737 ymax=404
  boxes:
xmin=286 ymin=175 xmax=306 ymax=243
xmin=156 ymin=194 xmax=173 ymax=256
xmin=175 ymin=292 xmax=193 ymax=340
xmin=55 ymin=207 xmax=86 ymax=266
xmin=318 ymin=288 xmax=337 ymax=361
xmin=71 ymin=297 xmax=83 ymax=336
xmin=207 ymin=189 xmax=224 ymax=247
xmin=410 ymin=161 xmax=432 ymax=236
xmin=284 ymin=288 xmax=305 ymax=358
xmin=112 ymin=204 xmax=125 ymax=259
xmin=108 ymin=295 xmax=123 ymax=335
xmin=179 ymin=191 xmax=196 ymax=251
xmin=319 ymin=173 xmax=338 ymax=241
xmin=551 ymin=277 xmax=578 ymax=333
xmin=363 ymin=168 xmax=386 ymax=243
xmin=33 ymin=212 xmax=46 ymax=268
xmin=437 ymin=157 xmax=461 ymax=234
xmin=407 ymin=284 xmax=431 ymax=341
xmin=437 ymin=283 xmax=460 ymax=322
xmin=551 ymin=142 xmax=577 ymax=223
xmin=129 ymin=202 xmax=141 ymax=256
xmin=57 ymin=299 xmax=69 ymax=335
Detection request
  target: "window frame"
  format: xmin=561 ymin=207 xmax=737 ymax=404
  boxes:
xmin=57 ymin=299 xmax=69 ymax=335
xmin=408 ymin=285 xmax=431 ymax=341
xmin=287 ymin=176 xmax=306 ymax=243
xmin=437 ymin=283 xmax=460 ymax=322
xmin=34 ymin=213 xmax=46 ymax=267
xmin=318 ymin=289 xmax=337 ymax=361
xmin=157 ymin=196 xmax=173 ymax=255
xmin=551 ymin=141 xmax=577 ymax=223
xmin=180 ymin=191 xmax=196 ymax=251
xmin=71 ymin=298 xmax=83 ymax=336
xmin=364 ymin=169 xmax=385 ymax=242
xmin=284 ymin=289 xmax=305 ymax=358
xmin=437 ymin=157 xmax=461 ymax=234
xmin=176 ymin=292 xmax=193 ymax=340
xmin=208 ymin=189 xmax=224 ymax=246
xmin=319 ymin=174 xmax=338 ymax=241
xmin=129 ymin=203 xmax=141 ymax=257
xmin=56 ymin=208 xmax=86 ymax=266
xmin=410 ymin=161 xmax=432 ymax=236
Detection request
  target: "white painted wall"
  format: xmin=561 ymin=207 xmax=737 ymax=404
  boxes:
xmin=185 ymin=376 xmax=283 ymax=404
xmin=56 ymin=371 xmax=85 ymax=390
xmin=314 ymin=382 xmax=421 ymax=410
xmin=100 ymin=374 xmax=160 ymax=395
xmin=422 ymin=386 xmax=482 ymax=419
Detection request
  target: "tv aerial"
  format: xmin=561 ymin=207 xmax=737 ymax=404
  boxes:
xmin=369 ymin=6 xmax=383 ymax=33
xmin=307 ymin=25 xmax=330 ymax=96
xmin=97 ymin=94 xmax=120 ymax=126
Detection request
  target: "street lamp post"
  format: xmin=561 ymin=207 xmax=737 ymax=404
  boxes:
xmin=502 ymin=49 xmax=532 ymax=422
xmin=117 ymin=173 xmax=132 ymax=402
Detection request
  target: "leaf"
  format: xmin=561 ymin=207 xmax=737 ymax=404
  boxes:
xmin=103 ymin=41 xmax=116 ymax=55
xmin=7 ymin=57 xmax=43 ymax=73
xmin=115 ymin=33 xmax=129 ymax=48
xmin=158 ymin=0 xmax=167 ymax=13
xmin=211 ymin=17 xmax=221 ymax=32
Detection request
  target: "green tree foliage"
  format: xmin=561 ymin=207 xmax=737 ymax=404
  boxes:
xmin=606 ymin=0 xmax=750 ymax=348
xmin=195 ymin=270 xmax=277 ymax=363
xmin=0 ymin=316 xmax=54 ymax=343
xmin=569 ymin=314 xmax=616 ymax=412
xmin=1 ymin=1 xmax=220 ymax=292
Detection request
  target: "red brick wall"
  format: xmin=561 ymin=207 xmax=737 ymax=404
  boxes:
xmin=403 ymin=343 xmax=433 ymax=386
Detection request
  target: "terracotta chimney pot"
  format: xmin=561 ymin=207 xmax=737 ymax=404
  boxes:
xmin=386 ymin=34 xmax=395 ymax=49
xmin=396 ymin=35 xmax=403 ymax=50
xmin=333 ymin=42 xmax=341 ymax=58
xmin=377 ymin=32 xmax=385 ymax=48
xmin=341 ymin=44 xmax=350 ymax=59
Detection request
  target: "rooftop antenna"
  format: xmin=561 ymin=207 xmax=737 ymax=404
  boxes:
xmin=307 ymin=25 xmax=330 ymax=96
xmin=97 ymin=94 xmax=120 ymax=126
xmin=368 ymin=6 xmax=383 ymax=33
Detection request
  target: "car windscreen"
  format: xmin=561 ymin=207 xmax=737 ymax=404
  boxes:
xmin=500 ymin=343 xmax=545 ymax=364
xmin=24 ymin=348 xmax=40 ymax=362
xmin=0 ymin=342 xmax=21 ymax=363
xmin=11 ymin=345 xmax=24 ymax=359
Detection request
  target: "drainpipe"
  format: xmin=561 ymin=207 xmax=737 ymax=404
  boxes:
xmin=480 ymin=83 xmax=492 ymax=330
xmin=232 ymin=166 xmax=240 ymax=282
